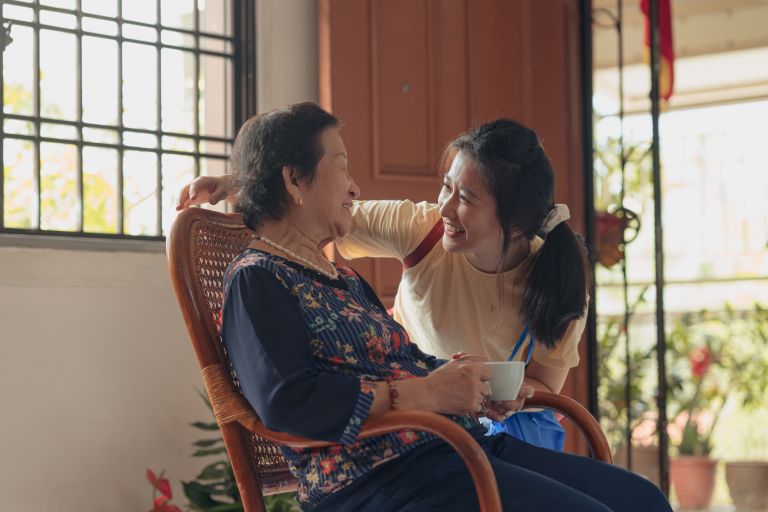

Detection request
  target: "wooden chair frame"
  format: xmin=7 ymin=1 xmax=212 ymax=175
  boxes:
xmin=167 ymin=207 xmax=611 ymax=512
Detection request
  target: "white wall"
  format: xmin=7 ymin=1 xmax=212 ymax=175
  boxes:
xmin=0 ymin=1 xmax=317 ymax=510
xmin=256 ymin=0 xmax=319 ymax=111
xmin=0 ymin=248 xmax=208 ymax=511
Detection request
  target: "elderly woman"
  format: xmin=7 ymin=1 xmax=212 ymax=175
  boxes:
xmin=219 ymin=102 xmax=671 ymax=512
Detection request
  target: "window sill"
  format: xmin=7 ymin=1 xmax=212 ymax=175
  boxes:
xmin=0 ymin=233 xmax=165 ymax=253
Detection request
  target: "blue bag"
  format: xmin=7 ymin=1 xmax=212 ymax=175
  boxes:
xmin=485 ymin=325 xmax=566 ymax=451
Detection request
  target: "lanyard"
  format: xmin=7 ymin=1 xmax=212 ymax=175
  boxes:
xmin=508 ymin=324 xmax=534 ymax=366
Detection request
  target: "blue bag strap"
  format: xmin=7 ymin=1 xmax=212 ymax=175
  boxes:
xmin=508 ymin=324 xmax=535 ymax=366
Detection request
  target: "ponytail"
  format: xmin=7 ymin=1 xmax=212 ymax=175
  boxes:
xmin=521 ymin=221 xmax=590 ymax=348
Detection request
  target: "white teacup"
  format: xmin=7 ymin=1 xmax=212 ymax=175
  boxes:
xmin=484 ymin=361 xmax=525 ymax=401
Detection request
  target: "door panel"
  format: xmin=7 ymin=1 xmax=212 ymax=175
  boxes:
xmin=373 ymin=0 xmax=432 ymax=178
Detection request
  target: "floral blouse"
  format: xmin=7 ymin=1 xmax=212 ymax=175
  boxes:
xmin=220 ymin=249 xmax=479 ymax=510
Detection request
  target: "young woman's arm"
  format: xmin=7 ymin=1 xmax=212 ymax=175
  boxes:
xmin=523 ymin=360 xmax=569 ymax=394
xmin=335 ymin=199 xmax=439 ymax=261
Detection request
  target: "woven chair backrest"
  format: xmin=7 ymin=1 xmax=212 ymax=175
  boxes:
xmin=171 ymin=208 xmax=291 ymax=476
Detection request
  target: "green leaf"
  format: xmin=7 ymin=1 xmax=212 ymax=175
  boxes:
xmin=197 ymin=387 xmax=215 ymax=413
xmin=198 ymin=486 xmax=234 ymax=497
xmin=196 ymin=461 xmax=229 ymax=479
xmin=193 ymin=438 xmax=224 ymax=448
xmin=208 ymin=503 xmax=244 ymax=512
xmin=183 ymin=480 xmax=221 ymax=508
xmin=191 ymin=421 xmax=221 ymax=431
xmin=264 ymin=493 xmax=299 ymax=512
xmin=197 ymin=464 xmax=228 ymax=481
xmin=183 ymin=480 xmax=244 ymax=511
xmin=193 ymin=446 xmax=228 ymax=457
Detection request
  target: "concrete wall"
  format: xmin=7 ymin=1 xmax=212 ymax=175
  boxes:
xmin=0 ymin=1 xmax=317 ymax=510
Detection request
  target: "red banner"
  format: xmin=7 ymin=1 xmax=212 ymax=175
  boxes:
xmin=641 ymin=0 xmax=675 ymax=102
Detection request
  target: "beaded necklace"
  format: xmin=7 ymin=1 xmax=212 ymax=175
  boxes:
xmin=256 ymin=235 xmax=339 ymax=280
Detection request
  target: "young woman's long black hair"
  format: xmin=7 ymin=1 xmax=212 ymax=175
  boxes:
xmin=449 ymin=119 xmax=590 ymax=348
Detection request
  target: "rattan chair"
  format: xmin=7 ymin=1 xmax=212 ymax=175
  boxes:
xmin=166 ymin=207 xmax=612 ymax=512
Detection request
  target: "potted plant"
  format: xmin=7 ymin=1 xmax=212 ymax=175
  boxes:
xmin=148 ymin=390 xmax=300 ymax=512
xmin=725 ymin=461 xmax=768 ymax=511
xmin=182 ymin=391 xmax=301 ymax=512
xmin=722 ymin=303 xmax=768 ymax=511
xmin=597 ymin=287 xmax=665 ymax=487
xmin=599 ymin=334 xmax=663 ymax=488
xmin=666 ymin=305 xmax=768 ymax=510
xmin=668 ymin=344 xmax=719 ymax=510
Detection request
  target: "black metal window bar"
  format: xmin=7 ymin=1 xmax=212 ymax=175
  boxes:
xmin=0 ymin=0 xmax=255 ymax=240
xmin=589 ymin=0 xmax=669 ymax=495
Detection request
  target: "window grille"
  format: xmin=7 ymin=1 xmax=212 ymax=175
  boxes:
xmin=1 ymin=0 xmax=254 ymax=239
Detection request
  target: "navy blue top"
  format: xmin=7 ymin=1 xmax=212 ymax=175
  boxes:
xmin=220 ymin=249 xmax=479 ymax=510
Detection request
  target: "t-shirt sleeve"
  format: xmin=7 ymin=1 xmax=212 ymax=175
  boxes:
xmin=335 ymin=199 xmax=441 ymax=261
xmin=220 ymin=266 xmax=375 ymax=444
xmin=531 ymin=303 xmax=589 ymax=369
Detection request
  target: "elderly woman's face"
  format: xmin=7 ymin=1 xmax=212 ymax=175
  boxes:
xmin=301 ymin=128 xmax=360 ymax=239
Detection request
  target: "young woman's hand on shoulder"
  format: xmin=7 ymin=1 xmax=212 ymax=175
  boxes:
xmin=176 ymin=174 xmax=235 ymax=210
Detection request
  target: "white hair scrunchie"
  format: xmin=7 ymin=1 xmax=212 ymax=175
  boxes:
xmin=540 ymin=204 xmax=570 ymax=236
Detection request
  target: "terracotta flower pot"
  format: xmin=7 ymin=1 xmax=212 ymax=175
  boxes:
xmin=614 ymin=443 xmax=661 ymax=489
xmin=670 ymin=456 xmax=717 ymax=510
xmin=725 ymin=461 xmax=768 ymax=511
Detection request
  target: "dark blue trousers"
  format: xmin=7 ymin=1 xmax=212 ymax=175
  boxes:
xmin=315 ymin=432 xmax=671 ymax=512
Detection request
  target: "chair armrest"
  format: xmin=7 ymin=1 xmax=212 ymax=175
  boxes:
xmin=525 ymin=391 xmax=613 ymax=463
xmin=201 ymin=364 xmax=501 ymax=511
xmin=240 ymin=408 xmax=501 ymax=511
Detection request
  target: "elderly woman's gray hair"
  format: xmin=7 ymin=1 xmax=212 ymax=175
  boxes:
xmin=232 ymin=102 xmax=341 ymax=230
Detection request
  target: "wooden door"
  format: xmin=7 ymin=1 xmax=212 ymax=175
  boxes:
xmin=320 ymin=0 xmax=590 ymax=451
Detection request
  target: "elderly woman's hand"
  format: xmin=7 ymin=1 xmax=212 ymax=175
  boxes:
xmin=400 ymin=358 xmax=492 ymax=416
xmin=450 ymin=352 xmax=536 ymax=420
xmin=450 ymin=351 xmax=487 ymax=363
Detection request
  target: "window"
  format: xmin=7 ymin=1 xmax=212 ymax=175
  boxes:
xmin=592 ymin=0 xmax=768 ymax=505
xmin=1 ymin=0 xmax=253 ymax=239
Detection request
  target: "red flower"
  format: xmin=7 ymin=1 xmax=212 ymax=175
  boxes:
xmin=146 ymin=469 xmax=173 ymax=499
xmin=366 ymin=337 xmax=387 ymax=364
xmin=153 ymin=495 xmax=183 ymax=511
xmin=389 ymin=369 xmax=414 ymax=380
xmin=147 ymin=469 xmax=182 ymax=512
xmin=690 ymin=346 xmax=712 ymax=378
xmin=320 ymin=459 xmax=337 ymax=475
xmin=152 ymin=500 xmax=182 ymax=512
xmin=396 ymin=430 xmax=420 ymax=445
xmin=390 ymin=331 xmax=403 ymax=351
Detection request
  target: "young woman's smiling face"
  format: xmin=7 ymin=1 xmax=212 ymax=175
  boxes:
xmin=437 ymin=151 xmax=506 ymax=272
